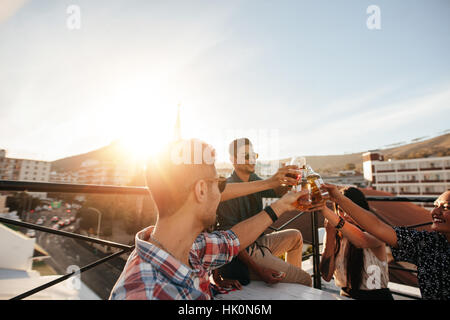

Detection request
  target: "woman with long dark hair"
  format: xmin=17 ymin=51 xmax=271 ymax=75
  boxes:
xmin=322 ymin=184 xmax=450 ymax=300
xmin=319 ymin=187 xmax=394 ymax=300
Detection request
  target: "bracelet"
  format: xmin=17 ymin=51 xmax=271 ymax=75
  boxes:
xmin=264 ymin=205 xmax=278 ymax=223
xmin=335 ymin=217 xmax=345 ymax=230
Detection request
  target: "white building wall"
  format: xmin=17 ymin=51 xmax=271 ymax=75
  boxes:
xmin=18 ymin=160 xmax=51 ymax=182
xmin=0 ymin=224 xmax=35 ymax=271
xmin=363 ymin=155 xmax=450 ymax=206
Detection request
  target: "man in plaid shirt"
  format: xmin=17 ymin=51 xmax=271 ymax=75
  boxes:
xmin=110 ymin=139 xmax=307 ymax=300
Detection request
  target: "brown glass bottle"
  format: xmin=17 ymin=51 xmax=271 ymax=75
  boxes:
xmin=305 ymin=165 xmax=329 ymax=206
xmin=292 ymin=166 xmax=312 ymax=210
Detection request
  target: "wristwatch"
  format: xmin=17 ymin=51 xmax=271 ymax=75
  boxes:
xmin=335 ymin=217 xmax=345 ymax=230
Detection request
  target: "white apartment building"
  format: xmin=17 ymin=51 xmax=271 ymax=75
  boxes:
xmin=363 ymin=152 xmax=450 ymax=207
xmin=0 ymin=149 xmax=51 ymax=199
xmin=18 ymin=159 xmax=51 ymax=182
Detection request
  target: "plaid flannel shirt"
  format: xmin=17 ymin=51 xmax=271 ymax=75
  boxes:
xmin=109 ymin=226 xmax=240 ymax=300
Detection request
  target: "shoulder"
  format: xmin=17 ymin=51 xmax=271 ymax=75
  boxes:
xmin=391 ymin=226 xmax=443 ymax=256
xmin=193 ymin=230 xmax=239 ymax=248
xmin=393 ymin=226 xmax=435 ymax=246
xmin=110 ymin=254 xmax=159 ymax=299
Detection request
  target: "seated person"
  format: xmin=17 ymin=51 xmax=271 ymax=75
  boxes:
xmin=109 ymin=139 xmax=309 ymax=300
xmin=322 ymin=183 xmax=450 ymax=300
xmin=319 ymin=187 xmax=393 ymax=300
xmin=216 ymin=138 xmax=312 ymax=288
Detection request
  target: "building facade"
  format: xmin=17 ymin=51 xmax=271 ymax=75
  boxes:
xmin=0 ymin=149 xmax=51 ymax=199
xmin=363 ymin=152 xmax=450 ymax=207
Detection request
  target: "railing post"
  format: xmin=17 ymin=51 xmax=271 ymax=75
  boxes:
xmin=311 ymin=210 xmax=321 ymax=289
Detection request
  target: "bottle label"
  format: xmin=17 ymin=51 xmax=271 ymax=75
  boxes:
xmin=314 ymin=179 xmax=322 ymax=189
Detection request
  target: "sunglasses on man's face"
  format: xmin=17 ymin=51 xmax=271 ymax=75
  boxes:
xmin=235 ymin=152 xmax=259 ymax=161
xmin=204 ymin=176 xmax=227 ymax=193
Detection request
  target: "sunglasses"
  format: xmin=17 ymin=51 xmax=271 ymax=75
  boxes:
xmin=201 ymin=176 xmax=227 ymax=193
xmin=235 ymin=152 xmax=259 ymax=161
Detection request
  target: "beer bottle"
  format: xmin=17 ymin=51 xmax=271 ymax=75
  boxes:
xmin=293 ymin=164 xmax=312 ymax=210
xmin=305 ymin=165 xmax=329 ymax=205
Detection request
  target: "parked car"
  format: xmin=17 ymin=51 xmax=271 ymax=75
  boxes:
xmin=58 ymin=220 xmax=65 ymax=227
xmin=51 ymin=216 xmax=59 ymax=222
xmin=64 ymin=219 xmax=70 ymax=226
xmin=52 ymin=224 xmax=60 ymax=230
xmin=36 ymin=218 xmax=44 ymax=225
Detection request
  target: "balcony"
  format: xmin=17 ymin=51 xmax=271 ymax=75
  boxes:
xmin=376 ymin=169 xmax=395 ymax=173
xmin=397 ymin=168 xmax=418 ymax=172
xmin=377 ymin=181 xmax=397 ymax=184
xmin=419 ymin=167 xmax=444 ymax=171
xmin=397 ymin=192 xmax=421 ymax=195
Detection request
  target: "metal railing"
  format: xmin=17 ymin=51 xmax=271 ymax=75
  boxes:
xmin=0 ymin=180 xmax=435 ymax=300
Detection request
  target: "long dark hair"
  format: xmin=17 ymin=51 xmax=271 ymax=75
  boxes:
xmin=333 ymin=187 xmax=371 ymax=291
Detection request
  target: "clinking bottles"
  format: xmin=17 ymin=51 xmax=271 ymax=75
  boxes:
xmin=305 ymin=165 xmax=329 ymax=205
xmin=292 ymin=164 xmax=329 ymax=210
xmin=292 ymin=164 xmax=311 ymax=210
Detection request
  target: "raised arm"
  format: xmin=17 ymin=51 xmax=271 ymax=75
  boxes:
xmin=220 ymin=165 xmax=300 ymax=202
xmin=231 ymin=189 xmax=308 ymax=250
xmin=321 ymin=206 xmax=385 ymax=249
xmin=322 ymin=183 xmax=398 ymax=248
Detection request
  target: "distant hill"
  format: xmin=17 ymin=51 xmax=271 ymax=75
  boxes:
xmin=52 ymin=133 xmax=450 ymax=175
xmin=304 ymin=133 xmax=450 ymax=174
xmin=51 ymin=141 xmax=128 ymax=172
xmin=381 ymin=133 xmax=450 ymax=160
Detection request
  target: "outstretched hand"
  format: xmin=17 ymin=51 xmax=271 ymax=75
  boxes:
xmin=269 ymin=165 xmax=301 ymax=188
xmin=273 ymin=189 xmax=310 ymax=214
xmin=321 ymin=183 xmax=342 ymax=202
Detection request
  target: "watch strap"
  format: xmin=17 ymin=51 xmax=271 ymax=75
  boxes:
xmin=264 ymin=205 xmax=278 ymax=223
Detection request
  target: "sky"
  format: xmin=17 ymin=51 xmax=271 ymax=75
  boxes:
xmin=1 ymin=0 xmax=449 ymax=163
